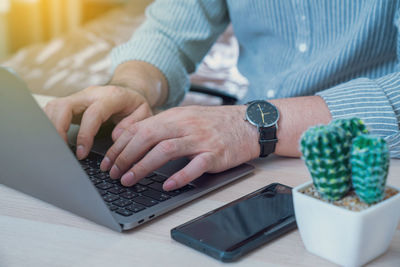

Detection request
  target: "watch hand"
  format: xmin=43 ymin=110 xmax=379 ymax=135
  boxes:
xmin=257 ymin=104 xmax=265 ymax=123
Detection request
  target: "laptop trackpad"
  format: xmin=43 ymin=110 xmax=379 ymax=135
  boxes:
xmin=154 ymin=157 xmax=190 ymax=177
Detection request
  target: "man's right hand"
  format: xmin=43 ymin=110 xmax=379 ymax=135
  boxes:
xmin=44 ymin=85 xmax=153 ymax=160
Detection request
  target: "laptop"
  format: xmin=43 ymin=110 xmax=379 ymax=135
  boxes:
xmin=0 ymin=67 xmax=254 ymax=232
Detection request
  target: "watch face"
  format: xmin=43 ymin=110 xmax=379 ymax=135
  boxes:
xmin=246 ymin=100 xmax=279 ymax=127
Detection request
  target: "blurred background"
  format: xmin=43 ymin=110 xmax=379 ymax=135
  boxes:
xmin=0 ymin=0 xmax=247 ymax=104
xmin=0 ymin=0 xmax=151 ymax=61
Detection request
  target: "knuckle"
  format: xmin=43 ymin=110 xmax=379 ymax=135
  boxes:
xmin=173 ymin=171 xmax=189 ymax=187
xmin=45 ymin=99 xmax=61 ymax=110
xmin=106 ymin=85 xmax=124 ymax=96
xmin=133 ymin=162 xmax=150 ymax=177
xmin=106 ymin=147 xmax=119 ymax=160
xmin=116 ymin=153 xmax=131 ymax=168
xmin=138 ymin=127 xmax=153 ymax=143
xmin=197 ymin=155 xmax=211 ymax=171
xmin=126 ymin=123 xmax=138 ymax=136
xmin=77 ymin=132 xmax=90 ymax=143
xmin=157 ymin=140 xmax=177 ymax=156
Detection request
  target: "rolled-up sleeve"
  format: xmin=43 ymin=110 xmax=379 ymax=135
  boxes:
xmin=111 ymin=0 xmax=229 ymax=109
xmin=317 ymin=8 xmax=400 ymax=158
xmin=317 ymin=73 xmax=400 ymax=158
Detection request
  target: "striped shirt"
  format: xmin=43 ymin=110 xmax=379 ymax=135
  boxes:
xmin=111 ymin=0 xmax=400 ymax=158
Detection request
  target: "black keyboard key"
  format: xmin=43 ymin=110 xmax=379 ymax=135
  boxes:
xmin=108 ymin=179 xmax=121 ymax=184
xmin=126 ymin=203 xmax=146 ymax=213
xmin=87 ymin=169 xmax=100 ymax=176
xmin=148 ymin=182 xmax=164 ymax=192
xmin=145 ymin=173 xmax=156 ymax=178
xmin=103 ymin=194 xmax=119 ymax=203
xmin=97 ymin=189 xmax=107 ymax=196
xmin=88 ymin=159 xmax=101 ymax=168
xmin=113 ymin=198 xmax=132 ymax=207
xmin=138 ymin=178 xmax=154 ymax=186
xmin=107 ymin=187 xmax=126 ymax=195
xmin=97 ymin=172 xmax=110 ymax=180
xmin=108 ymin=205 xmax=118 ymax=212
xmin=89 ymin=177 xmax=103 ymax=185
xmin=129 ymin=184 xmax=147 ymax=193
xmin=80 ymin=164 xmax=91 ymax=170
xmin=142 ymin=189 xmax=171 ymax=202
xmin=120 ymin=191 xmax=138 ymax=199
xmin=96 ymin=182 xmax=113 ymax=190
xmin=132 ymin=196 xmax=158 ymax=207
xmin=151 ymin=175 xmax=167 ymax=183
xmin=116 ymin=209 xmax=133 ymax=217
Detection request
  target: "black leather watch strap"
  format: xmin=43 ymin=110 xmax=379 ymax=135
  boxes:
xmin=258 ymin=125 xmax=278 ymax=157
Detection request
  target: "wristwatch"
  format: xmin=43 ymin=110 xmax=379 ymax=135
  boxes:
xmin=245 ymin=100 xmax=279 ymax=157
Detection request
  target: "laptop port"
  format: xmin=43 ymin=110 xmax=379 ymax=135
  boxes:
xmin=149 ymin=214 xmax=155 ymax=219
xmin=138 ymin=219 xmax=144 ymax=224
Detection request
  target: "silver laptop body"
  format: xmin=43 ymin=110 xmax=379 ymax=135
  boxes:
xmin=0 ymin=67 xmax=254 ymax=231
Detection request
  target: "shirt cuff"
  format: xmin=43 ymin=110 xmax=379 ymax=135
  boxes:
xmin=111 ymin=32 xmax=189 ymax=110
xmin=316 ymin=77 xmax=399 ymax=137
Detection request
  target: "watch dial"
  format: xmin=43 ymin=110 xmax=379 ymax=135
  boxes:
xmin=246 ymin=101 xmax=279 ymax=127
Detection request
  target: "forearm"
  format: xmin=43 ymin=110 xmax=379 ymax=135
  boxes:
xmin=270 ymin=96 xmax=332 ymax=157
xmin=110 ymin=61 xmax=168 ymax=108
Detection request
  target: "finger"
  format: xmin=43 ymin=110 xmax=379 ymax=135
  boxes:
xmin=44 ymin=97 xmax=89 ymax=143
xmin=112 ymin=103 xmax=152 ymax=142
xmin=76 ymin=100 xmax=117 ymax=159
xmin=100 ymin=126 xmax=138 ymax=173
xmin=110 ymin=118 xmax=181 ymax=179
xmin=44 ymin=102 xmax=71 ymax=143
xmin=163 ymin=153 xmax=214 ymax=191
xmin=120 ymin=137 xmax=193 ymax=186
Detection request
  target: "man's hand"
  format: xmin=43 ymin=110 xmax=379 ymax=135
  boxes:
xmin=98 ymin=95 xmax=332 ymax=191
xmin=44 ymin=85 xmax=152 ymax=159
xmin=100 ymin=105 xmax=260 ymax=191
xmin=44 ymin=60 xmax=168 ymax=160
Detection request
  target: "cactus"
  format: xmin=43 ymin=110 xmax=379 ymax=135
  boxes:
xmin=330 ymin=117 xmax=369 ymax=139
xmin=351 ymin=135 xmax=389 ymax=204
xmin=300 ymin=124 xmax=353 ymax=201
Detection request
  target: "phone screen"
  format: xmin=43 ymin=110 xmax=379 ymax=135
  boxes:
xmin=172 ymin=183 xmax=295 ymax=255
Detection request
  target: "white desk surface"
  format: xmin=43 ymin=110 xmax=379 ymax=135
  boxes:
xmin=0 ymin=95 xmax=399 ymax=267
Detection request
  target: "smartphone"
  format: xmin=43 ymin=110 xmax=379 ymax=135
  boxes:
xmin=171 ymin=183 xmax=296 ymax=262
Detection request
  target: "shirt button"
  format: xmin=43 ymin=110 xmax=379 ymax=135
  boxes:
xmin=301 ymin=15 xmax=306 ymax=21
xmin=267 ymin=90 xmax=275 ymax=98
xmin=298 ymin=43 xmax=308 ymax=52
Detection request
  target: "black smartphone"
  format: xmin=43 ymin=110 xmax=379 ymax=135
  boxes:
xmin=171 ymin=183 xmax=296 ymax=262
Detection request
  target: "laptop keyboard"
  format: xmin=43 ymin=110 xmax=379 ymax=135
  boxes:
xmin=78 ymin=151 xmax=194 ymax=217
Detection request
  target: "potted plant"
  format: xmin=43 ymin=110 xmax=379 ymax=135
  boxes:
xmin=293 ymin=118 xmax=400 ymax=267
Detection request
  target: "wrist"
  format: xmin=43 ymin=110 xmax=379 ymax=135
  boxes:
xmin=110 ymin=61 xmax=168 ymax=108
xmin=238 ymin=105 xmax=261 ymax=160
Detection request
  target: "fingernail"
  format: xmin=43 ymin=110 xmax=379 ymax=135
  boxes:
xmin=100 ymin=157 xmax=111 ymax=171
xmin=110 ymin=165 xmax=120 ymax=179
xmin=76 ymin=145 xmax=85 ymax=160
xmin=164 ymin=179 xmax=177 ymax=191
xmin=121 ymin=172 xmax=135 ymax=186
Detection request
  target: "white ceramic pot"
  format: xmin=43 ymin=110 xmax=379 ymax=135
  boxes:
xmin=293 ymin=181 xmax=400 ymax=267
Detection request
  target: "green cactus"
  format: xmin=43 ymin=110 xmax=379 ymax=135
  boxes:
xmin=300 ymin=124 xmax=353 ymax=201
xmin=330 ymin=117 xmax=369 ymax=139
xmin=351 ymin=135 xmax=389 ymax=204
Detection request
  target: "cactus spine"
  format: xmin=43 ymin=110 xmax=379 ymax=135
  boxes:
xmin=351 ymin=135 xmax=389 ymax=204
xmin=300 ymin=125 xmax=352 ymax=201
